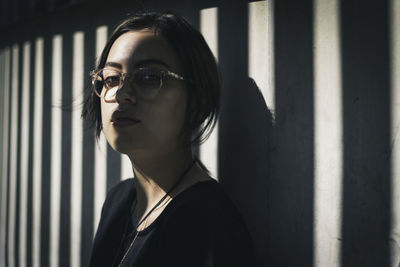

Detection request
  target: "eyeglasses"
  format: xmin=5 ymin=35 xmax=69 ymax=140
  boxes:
xmin=90 ymin=67 xmax=185 ymax=101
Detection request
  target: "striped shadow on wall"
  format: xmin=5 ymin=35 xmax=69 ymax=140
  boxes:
xmin=1 ymin=1 xmax=400 ymax=266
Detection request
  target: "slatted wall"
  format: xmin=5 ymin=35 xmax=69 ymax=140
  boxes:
xmin=0 ymin=0 xmax=400 ymax=266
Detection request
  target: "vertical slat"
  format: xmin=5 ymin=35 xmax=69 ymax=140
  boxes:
xmin=270 ymin=0 xmax=315 ymax=264
xmin=0 ymin=50 xmax=3 ymax=267
xmin=80 ymin=26 xmax=96 ymax=267
xmin=0 ymin=51 xmax=2 ymax=182
xmin=313 ymin=0 xmax=342 ymax=266
xmin=199 ymin=7 xmax=219 ymax=179
xmin=19 ymin=41 xmax=31 ymax=267
xmin=0 ymin=51 xmax=3 ymax=233
xmin=93 ymin=25 xmax=108 ymax=235
xmin=93 ymin=112 xmax=107 ymax=232
xmin=59 ymin=32 xmax=73 ymax=267
xmin=26 ymin=40 xmax=35 ymax=267
xmin=32 ymin=37 xmax=43 ymax=267
xmin=8 ymin=44 xmax=20 ymax=267
xmin=0 ymin=48 xmax=10 ymax=267
xmin=246 ymin=4 xmax=274 ymax=265
xmin=390 ymin=0 xmax=400 ymax=265
xmin=248 ymin=0 xmax=274 ymax=111
xmin=70 ymin=31 xmax=84 ymax=267
xmin=341 ymin=0 xmax=391 ymax=265
xmin=49 ymin=34 xmax=62 ymax=267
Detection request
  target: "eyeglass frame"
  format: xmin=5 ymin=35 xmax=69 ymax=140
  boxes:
xmin=90 ymin=67 xmax=186 ymax=100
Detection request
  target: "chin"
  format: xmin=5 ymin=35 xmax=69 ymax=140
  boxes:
xmin=105 ymin=128 xmax=182 ymax=155
xmin=109 ymin=138 xmax=139 ymax=154
xmin=104 ymin=133 xmax=134 ymax=154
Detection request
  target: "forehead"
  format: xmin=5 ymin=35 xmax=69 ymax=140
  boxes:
xmin=106 ymin=29 xmax=181 ymax=71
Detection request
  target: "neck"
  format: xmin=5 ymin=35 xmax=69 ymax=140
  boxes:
xmin=127 ymin=145 xmax=194 ymax=214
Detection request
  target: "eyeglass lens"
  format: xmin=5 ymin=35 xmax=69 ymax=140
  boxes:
xmin=93 ymin=68 xmax=164 ymax=100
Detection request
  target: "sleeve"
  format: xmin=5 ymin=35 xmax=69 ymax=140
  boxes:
xmin=157 ymin=203 xmax=254 ymax=267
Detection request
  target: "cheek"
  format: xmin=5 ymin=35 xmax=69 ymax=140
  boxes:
xmin=149 ymin=91 xmax=187 ymax=137
xmin=100 ymin=100 xmax=112 ymax=133
xmin=100 ymin=102 xmax=106 ymax=126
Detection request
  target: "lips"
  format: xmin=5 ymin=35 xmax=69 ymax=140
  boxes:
xmin=111 ymin=110 xmax=140 ymax=127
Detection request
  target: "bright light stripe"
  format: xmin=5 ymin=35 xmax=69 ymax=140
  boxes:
xmin=19 ymin=41 xmax=31 ymax=267
xmin=8 ymin=44 xmax=19 ymax=267
xmin=0 ymin=51 xmax=2 ymax=174
xmin=0 ymin=51 xmax=2 ymax=189
xmin=94 ymin=133 xmax=107 ymax=233
xmin=390 ymin=0 xmax=400 ymax=265
xmin=121 ymin=155 xmax=133 ymax=180
xmin=313 ymin=0 xmax=343 ymax=266
xmin=95 ymin=26 xmax=107 ymax=66
xmin=49 ymin=34 xmax=63 ymax=267
xmin=0 ymin=53 xmax=2 ymax=267
xmin=70 ymin=31 xmax=84 ymax=267
xmin=0 ymin=51 xmax=2 ymax=266
xmin=248 ymin=0 xmax=275 ymax=112
xmin=32 ymin=37 xmax=43 ymax=267
xmin=199 ymin=7 xmax=219 ymax=179
xmin=94 ymin=26 xmax=108 ymax=235
xmin=0 ymin=48 xmax=10 ymax=267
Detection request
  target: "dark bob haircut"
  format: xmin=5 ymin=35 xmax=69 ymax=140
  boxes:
xmin=82 ymin=11 xmax=220 ymax=146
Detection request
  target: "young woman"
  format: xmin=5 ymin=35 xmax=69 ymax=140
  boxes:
xmin=83 ymin=11 xmax=253 ymax=267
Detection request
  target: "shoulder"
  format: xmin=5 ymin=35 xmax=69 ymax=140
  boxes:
xmin=103 ymin=178 xmax=136 ymax=208
xmin=98 ymin=178 xmax=136 ymax=224
xmin=107 ymin=178 xmax=136 ymax=199
xmin=166 ymin=180 xmax=246 ymax=226
xmin=158 ymin=180 xmax=254 ymax=266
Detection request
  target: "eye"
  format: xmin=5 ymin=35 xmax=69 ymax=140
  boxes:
xmin=135 ymin=69 xmax=163 ymax=89
xmin=103 ymin=75 xmax=121 ymax=88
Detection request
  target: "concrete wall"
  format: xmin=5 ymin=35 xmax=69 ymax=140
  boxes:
xmin=0 ymin=0 xmax=399 ymax=266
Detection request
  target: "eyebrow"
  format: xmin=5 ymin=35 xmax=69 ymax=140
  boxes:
xmin=104 ymin=62 xmax=122 ymax=69
xmin=134 ymin=59 xmax=171 ymax=69
xmin=104 ymin=59 xmax=171 ymax=70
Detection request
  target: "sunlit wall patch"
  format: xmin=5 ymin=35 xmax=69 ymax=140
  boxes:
xmin=313 ymin=0 xmax=343 ymax=266
xmin=121 ymin=154 xmax=133 ymax=181
xmin=19 ymin=41 xmax=31 ymax=267
xmin=390 ymin=0 xmax=400 ymax=265
xmin=200 ymin=7 xmax=219 ymax=180
xmin=32 ymin=37 xmax=44 ymax=267
xmin=50 ymin=34 xmax=63 ymax=267
xmin=70 ymin=31 xmax=85 ymax=267
xmin=8 ymin=44 xmax=20 ymax=267
xmin=93 ymin=25 xmax=108 ymax=236
xmin=248 ymin=0 xmax=274 ymax=113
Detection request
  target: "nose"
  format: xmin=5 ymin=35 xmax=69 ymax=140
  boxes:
xmin=115 ymin=80 xmax=137 ymax=104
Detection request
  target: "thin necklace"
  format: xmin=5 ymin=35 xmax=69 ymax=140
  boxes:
xmin=118 ymin=160 xmax=196 ymax=267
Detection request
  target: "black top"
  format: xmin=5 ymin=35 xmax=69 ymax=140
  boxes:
xmin=89 ymin=179 xmax=253 ymax=267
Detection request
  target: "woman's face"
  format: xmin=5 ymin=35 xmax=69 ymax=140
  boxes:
xmin=100 ymin=29 xmax=188 ymax=155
